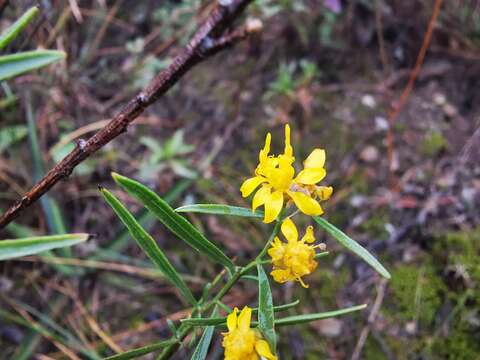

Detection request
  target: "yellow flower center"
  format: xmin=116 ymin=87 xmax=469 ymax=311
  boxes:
xmin=222 ymin=327 xmax=258 ymax=360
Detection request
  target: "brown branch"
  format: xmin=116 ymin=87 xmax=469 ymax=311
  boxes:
xmin=0 ymin=0 xmax=258 ymax=229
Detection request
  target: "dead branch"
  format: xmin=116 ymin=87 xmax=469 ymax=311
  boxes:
xmin=0 ymin=0 xmax=258 ymax=229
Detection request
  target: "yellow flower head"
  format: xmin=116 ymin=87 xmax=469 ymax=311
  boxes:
xmin=240 ymin=124 xmax=333 ymax=223
xmin=222 ymin=306 xmax=277 ymax=360
xmin=267 ymin=218 xmax=324 ymax=288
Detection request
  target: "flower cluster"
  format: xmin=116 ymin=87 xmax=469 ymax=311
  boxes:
xmin=240 ymin=124 xmax=333 ymax=223
xmin=222 ymin=306 xmax=277 ymax=360
xmin=268 ymin=218 xmax=325 ymax=288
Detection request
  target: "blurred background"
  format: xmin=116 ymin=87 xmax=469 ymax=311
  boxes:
xmin=0 ymin=0 xmax=479 ymax=359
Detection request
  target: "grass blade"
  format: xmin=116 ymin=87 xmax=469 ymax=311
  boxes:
xmin=101 ymin=187 xmax=197 ymax=306
xmin=257 ymin=264 xmax=276 ymax=351
xmin=0 ymin=6 xmax=39 ymax=50
xmin=103 ymin=339 xmax=178 ymax=360
xmin=112 ymin=173 xmax=234 ymax=272
xmin=0 ymin=234 xmax=88 ymax=261
xmin=175 ymin=204 xmax=263 ymax=218
xmin=0 ymin=50 xmax=65 ymax=81
xmin=313 ymin=216 xmax=391 ymax=279
xmin=275 ymin=304 xmax=367 ymax=326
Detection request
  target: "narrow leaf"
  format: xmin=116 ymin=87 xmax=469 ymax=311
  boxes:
xmin=181 ymin=301 xmax=301 ymax=327
xmin=257 ymin=264 xmax=276 ymax=351
xmin=101 ymin=187 xmax=197 ymax=306
xmin=190 ymin=308 xmax=217 ymax=360
xmin=0 ymin=234 xmax=88 ymax=261
xmin=112 ymin=173 xmax=234 ymax=271
xmin=103 ymin=339 xmax=178 ymax=360
xmin=314 ymin=216 xmax=391 ymax=279
xmin=0 ymin=6 xmax=39 ymax=50
xmin=175 ymin=204 xmax=263 ymax=218
xmin=275 ymin=304 xmax=367 ymax=327
xmin=0 ymin=50 xmax=65 ymax=81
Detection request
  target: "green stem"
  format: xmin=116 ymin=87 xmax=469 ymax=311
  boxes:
xmin=256 ymin=218 xmax=282 ymax=262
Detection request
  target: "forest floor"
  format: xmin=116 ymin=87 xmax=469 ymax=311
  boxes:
xmin=0 ymin=1 xmax=479 ymax=359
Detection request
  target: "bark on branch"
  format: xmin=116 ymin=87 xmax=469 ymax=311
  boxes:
xmin=0 ymin=0 xmax=257 ymax=229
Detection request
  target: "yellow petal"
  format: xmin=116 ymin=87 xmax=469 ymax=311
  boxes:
xmin=281 ymin=218 xmax=298 ymax=243
xmin=271 ymin=269 xmax=292 ymax=283
xmin=287 ymin=191 xmax=323 ymax=216
xmin=284 ymin=124 xmax=293 ymax=158
xmin=252 ymin=185 xmax=271 ymax=211
xmin=238 ymin=306 xmax=252 ymax=331
xmin=255 ymin=339 xmax=277 ymax=360
xmin=295 ymin=167 xmax=326 ymax=185
xmin=264 ymin=190 xmax=284 ymax=223
xmin=240 ymin=176 xmax=265 ymax=197
xmin=259 ymin=133 xmax=272 ymax=163
xmin=304 ymin=148 xmax=326 ymax=169
xmin=317 ymin=185 xmax=333 ymax=201
xmin=301 ymin=225 xmax=315 ymax=243
xmin=226 ymin=307 xmax=238 ymax=332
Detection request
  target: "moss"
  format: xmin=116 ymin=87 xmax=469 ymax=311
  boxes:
xmin=420 ymin=130 xmax=448 ymax=156
xmin=388 ymin=264 xmax=445 ymax=327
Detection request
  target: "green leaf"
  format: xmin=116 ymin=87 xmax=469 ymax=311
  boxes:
xmin=101 ymin=187 xmax=197 ymax=306
xmin=0 ymin=50 xmax=66 ymax=81
xmin=257 ymin=264 xmax=276 ymax=351
xmin=190 ymin=308 xmax=217 ymax=360
xmin=0 ymin=234 xmax=88 ymax=261
xmin=0 ymin=125 xmax=28 ymax=153
xmin=0 ymin=6 xmax=39 ymax=50
xmin=275 ymin=304 xmax=367 ymax=326
xmin=112 ymin=173 xmax=234 ymax=271
xmin=175 ymin=204 xmax=263 ymax=218
xmin=103 ymin=339 xmax=178 ymax=360
xmin=180 ymin=301 xmax=301 ymax=327
xmin=313 ymin=216 xmax=391 ymax=279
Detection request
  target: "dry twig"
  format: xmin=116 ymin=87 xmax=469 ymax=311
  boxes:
xmin=0 ymin=0 xmax=259 ymax=228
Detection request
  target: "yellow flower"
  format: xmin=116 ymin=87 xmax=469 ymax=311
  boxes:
xmin=222 ymin=306 xmax=277 ymax=360
xmin=267 ymin=218 xmax=324 ymax=288
xmin=240 ymin=124 xmax=333 ymax=223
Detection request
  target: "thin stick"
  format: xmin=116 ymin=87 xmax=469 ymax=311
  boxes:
xmin=351 ymin=278 xmax=388 ymax=360
xmin=0 ymin=0 xmax=257 ymax=228
xmin=386 ymin=0 xmax=443 ymax=187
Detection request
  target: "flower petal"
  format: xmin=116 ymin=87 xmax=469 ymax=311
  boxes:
xmin=301 ymin=225 xmax=315 ymax=243
xmin=264 ymin=190 xmax=284 ymax=223
xmin=252 ymin=185 xmax=271 ymax=211
xmin=295 ymin=167 xmax=326 ymax=185
xmin=240 ymin=176 xmax=266 ymax=197
xmin=255 ymin=339 xmax=277 ymax=360
xmin=259 ymin=133 xmax=272 ymax=163
xmin=284 ymin=124 xmax=293 ymax=158
xmin=270 ymin=269 xmax=292 ymax=283
xmin=226 ymin=307 xmax=238 ymax=332
xmin=317 ymin=185 xmax=333 ymax=200
xmin=304 ymin=148 xmax=326 ymax=169
xmin=287 ymin=191 xmax=324 ymax=216
xmin=281 ymin=218 xmax=298 ymax=243
xmin=238 ymin=306 xmax=252 ymax=331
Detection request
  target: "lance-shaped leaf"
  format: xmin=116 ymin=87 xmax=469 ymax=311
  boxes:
xmin=176 ymin=204 xmax=263 ymax=218
xmin=275 ymin=304 xmax=367 ymax=326
xmin=257 ymin=264 xmax=276 ymax=351
xmin=190 ymin=307 xmax=218 ymax=360
xmin=0 ymin=233 xmax=88 ymax=261
xmin=314 ymin=216 xmax=391 ymax=279
xmin=0 ymin=6 xmax=39 ymax=50
xmin=112 ymin=173 xmax=234 ymax=272
xmin=0 ymin=50 xmax=66 ymax=81
xmin=103 ymin=339 xmax=178 ymax=360
xmin=101 ymin=187 xmax=197 ymax=306
xmin=182 ymin=304 xmax=367 ymax=327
